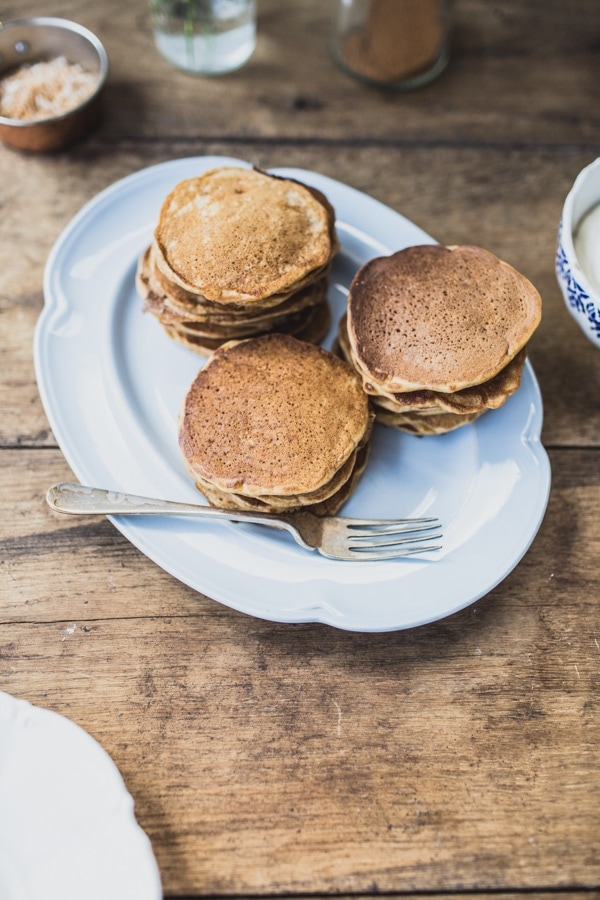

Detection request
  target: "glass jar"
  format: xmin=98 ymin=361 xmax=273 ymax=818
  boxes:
xmin=149 ymin=0 xmax=256 ymax=76
xmin=330 ymin=0 xmax=453 ymax=90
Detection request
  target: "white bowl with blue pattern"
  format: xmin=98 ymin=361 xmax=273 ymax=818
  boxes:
xmin=556 ymin=157 xmax=600 ymax=347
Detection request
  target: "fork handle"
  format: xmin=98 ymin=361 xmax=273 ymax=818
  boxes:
xmin=46 ymin=482 xmax=306 ymax=541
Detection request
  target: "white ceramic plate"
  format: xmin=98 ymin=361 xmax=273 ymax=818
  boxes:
xmin=34 ymin=156 xmax=551 ymax=632
xmin=0 ymin=692 xmax=161 ymax=900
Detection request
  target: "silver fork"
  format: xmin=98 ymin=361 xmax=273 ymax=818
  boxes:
xmin=46 ymin=483 xmax=442 ymax=562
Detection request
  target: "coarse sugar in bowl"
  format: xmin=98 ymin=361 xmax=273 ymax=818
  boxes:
xmin=0 ymin=16 xmax=108 ymax=152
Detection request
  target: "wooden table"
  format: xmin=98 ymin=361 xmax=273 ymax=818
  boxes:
xmin=1 ymin=0 xmax=599 ymax=896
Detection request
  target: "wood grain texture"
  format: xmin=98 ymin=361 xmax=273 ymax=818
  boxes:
xmin=1 ymin=447 xmax=600 ymax=891
xmin=4 ymin=610 xmax=599 ymax=893
xmin=1 ymin=0 xmax=599 ymax=896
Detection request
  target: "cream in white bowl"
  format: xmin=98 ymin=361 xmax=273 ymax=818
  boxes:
xmin=555 ymin=157 xmax=600 ymax=347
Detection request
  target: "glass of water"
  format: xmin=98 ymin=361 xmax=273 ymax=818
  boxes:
xmin=149 ymin=0 xmax=256 ymax=75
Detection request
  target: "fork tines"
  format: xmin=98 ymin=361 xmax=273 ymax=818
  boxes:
xmin=345 ymin=518 xmax=442 ymax=557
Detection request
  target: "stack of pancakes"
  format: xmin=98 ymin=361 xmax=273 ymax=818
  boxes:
xmin=136 ymin=166 xmax=338 ymax=355
xmin=338 ymin=244 xmax=542 ymax=435
xmin=179 ymin=333 xmax=374 ymax=515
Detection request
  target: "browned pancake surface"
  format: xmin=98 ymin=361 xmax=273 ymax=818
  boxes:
xmin=338 ymin=313 xmax=527 ymax=415
xmin=179 ymin=334 xmax=370 ymax=496
xmin=163 ymin=300 xmax=331 ymax=358
xmin=154 ymin=167 xmax=335 ymax=303
xmin=347 ymin=244 xmax=542 ymax=392
xmin=194 ymin=441 xmax=371 ymax=516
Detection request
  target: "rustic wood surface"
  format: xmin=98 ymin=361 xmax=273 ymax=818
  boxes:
xmin=1 ymin=0 xmax=599 ymax=897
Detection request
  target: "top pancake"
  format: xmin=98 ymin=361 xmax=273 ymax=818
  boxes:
xmin=347 ymin=244 xmax=542 ymax=393
xmin=178 ymin=333 xmax=371 ymax=497
xmin=154 ymin=167 xmax=336 ymax=304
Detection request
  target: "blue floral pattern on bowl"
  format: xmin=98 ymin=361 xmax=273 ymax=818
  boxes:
xmin=556 ymin=219 xmax=600 ymax=342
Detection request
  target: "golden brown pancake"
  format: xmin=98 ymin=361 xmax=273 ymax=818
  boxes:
xmin=338 ymin=313 xmax=527 ymax=416
xmin=162 ymin=300 xmax=331 ymax=358
xmin=137 ymin=245 xmax=328 ymax=331
xmin=374 ymin=408 xmax=482 ymax=435
xmin=147 ymin=244 xmax=329 ymax=321
xmin=193 ymin=444 xmax=359 ymax=510
xmin=194 ymin=441 xmax=371 ymax=516
xmin=346 ymin=244 xmax=542 ymax=394
xmin=379 ymin=351 xmax=526 ymax=414
xmin=178 ymin=334 xmax=372 ymax=512
xmin=153 ymin=166 xmax=337 ymax=304
xmin=339 ymin=245 xmax=541 ymax=435
xmin=137 ymin=167 xmax=338 ymax=355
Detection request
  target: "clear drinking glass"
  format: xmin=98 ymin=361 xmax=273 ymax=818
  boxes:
xmin=149 ymin=0 xmax=256 ymax=75
xmin=330 ymin=0 xmax=453 ymax=90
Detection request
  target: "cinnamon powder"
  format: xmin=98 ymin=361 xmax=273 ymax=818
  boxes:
xmin=341 ymin=0 xmax=446 ymax=84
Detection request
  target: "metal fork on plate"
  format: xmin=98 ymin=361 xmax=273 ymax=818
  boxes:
xmin=46 ymin=483 xmax=442 ymax=562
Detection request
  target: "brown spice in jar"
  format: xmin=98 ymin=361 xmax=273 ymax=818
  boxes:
xmin=341 ymin=0 xmax=445 ymax=84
